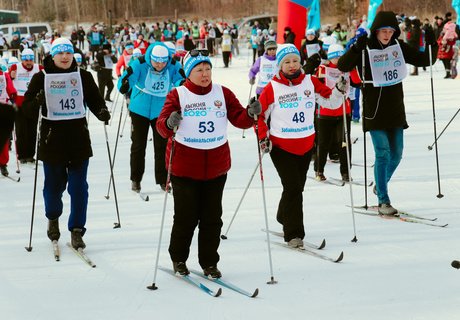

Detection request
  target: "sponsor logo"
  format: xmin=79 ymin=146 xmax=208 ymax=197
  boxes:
xmin=214 ymin=100 xmax=223 ymax=108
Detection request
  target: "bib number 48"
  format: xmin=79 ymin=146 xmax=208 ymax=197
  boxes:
xmin=59 ymin=98 xmax=76 ymax=110
xmin=292 ymin=112 xmax=305 ymax=123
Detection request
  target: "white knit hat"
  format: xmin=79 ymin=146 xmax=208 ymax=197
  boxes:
xmin=150 ymin=44 xmax=169 ymax=63
xmin=327 ymin=43 xmax=344 ymax=60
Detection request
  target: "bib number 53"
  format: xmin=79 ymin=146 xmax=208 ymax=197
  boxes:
xmin=198 ymin=121 xmax=215 ymax=133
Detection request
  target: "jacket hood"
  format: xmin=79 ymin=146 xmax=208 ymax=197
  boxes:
xmin=370 ymin=11 xmax=401 ymax=40
xmin=144 ymin=42 xmax=170 ymax=71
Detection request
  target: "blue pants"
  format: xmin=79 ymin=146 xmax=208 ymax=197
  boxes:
xmin=43 ymin=160 xmax=89 ymax=233
xmin=351 ymin=89 xmax=360 ymax=121
xmin=369 ymin=128 xmax=404 ymax=205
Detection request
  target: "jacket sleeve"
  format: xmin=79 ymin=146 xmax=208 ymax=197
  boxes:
xmin=256 ymin=82 xmax=275 ymax=140
xmin=248 ymin=57 xmax=261 ymax=79
xmin=156 ymin=88 xmax=181 ymax=139
xmin=337 ymin=46 xmax=361 ymax=72
xmin=222 ymin=86 xmax=253 ymax=130
xmin=5 ymin=73 xmax=17 ymax=100
xmin=170 ymin=62 xmax=185 ymax=87
xmin=312 ymin=76 xmax=344 ymax=110
xmin=400 ymin=40 xmax=438 ymax=67
xmin=115 ymin=56 xmax=125 ymax=77
xmin=80 ymin=70 xmax=108 ymax=115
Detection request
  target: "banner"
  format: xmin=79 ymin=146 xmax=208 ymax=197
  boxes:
xmin=289 ymin=0 xmax=314 ymax=7
xmin=453 ymin=0 xmax=460 ymax=25
xmin=367 ymin=0 xmax=383 ymax=28
xmin=307 ymin=0 xmax=320 ymax=31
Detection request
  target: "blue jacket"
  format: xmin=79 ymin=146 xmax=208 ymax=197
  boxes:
xmin=117 ymin=42 xmax=184 ymax=120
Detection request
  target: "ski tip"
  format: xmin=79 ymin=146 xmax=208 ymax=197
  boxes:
xmin=335 ymin=251 xmax=344 ymax=263
xmin=147 ymin=283 xmax=159 ymax=290
xmin=318 ymin=239 xmax=326 ymax=250
xmin=25 ymin=246 xmax=33 ymax=252
xmin=251 ymin=288 xmax=259 ymax=298
xmin=451 ymin=260 xmax=460 ymax=269
xmin=214 ymin=288 xmax=223 ymax=297
xmin=220 ymin=235 xmax=228 ymax=240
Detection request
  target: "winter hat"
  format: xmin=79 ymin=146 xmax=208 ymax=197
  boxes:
xmin=21 ymin=48 xmax=35 ymax=61
xmin=327 ymin=43 xmax=344 ymax=60
xmin=8 ymin=56 xmax=19 ymax=68
xmin=276 ymin=43 xmax=300 ymax=66
xmin=150 ymin=44 xmax=169 ymax=63
xmin=50 ymin=38 xmax=74 ymax=57
xmin=164 ymin=41 xmax=176 ymax=56
xmin=102 ymin=43 xmax=112 ymax=51
xmin=183 ymin=51 xmax=212 ymax=78
xmin=74 ymin=53 xmax=82 ymax=63
xmin=132 ymin=48 xmax=142 ymax=57
xmin=125 ymin=42 xmax=134 ymax=49
xmin=306 ymin=29 xmax=316 ymax=36
xmin=321 ymin=35 xmax=337 ymax=52
xmin=264 ymin=40 xmax=277 ymax=51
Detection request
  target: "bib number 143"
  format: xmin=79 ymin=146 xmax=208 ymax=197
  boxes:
xmin=59 ymin=98 xmax=76 ymax=110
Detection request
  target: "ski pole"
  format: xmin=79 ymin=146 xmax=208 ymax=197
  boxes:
xmin=361 ymin=48 xmax=369 ymax=211
xmin=342 ymin=95 xmax=358 ymax=242
xmin=103 ymin=122 xmax=121 ymax=228
xmin=242 ymin=84 xmax=254 ymax=139
xmin=104 ymin=95 xmax=125 ymax=200
xmin=427 ymin=107 xmax=460 ymax=150
xmin=253 ymin=114 xmax=277 ymax=285
xmin=25 ymin=103 xmax=42 ymax=252
xmin=428 ymin=44 xmax=444 ymax=198
xmin=109 ymin=90 xmax=121 ymax=126
xmin=147 ymin=127 xmax=177 ymax=291
xmin=120 ymin=107 xmax=130 ymax=138
xmin=12 ymin=124 xmax=20 ymax=174
xmin=221 ymin=161 xmax=260 ymax=240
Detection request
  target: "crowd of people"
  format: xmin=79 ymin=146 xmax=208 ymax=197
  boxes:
xmin=0 ymin=9 xmax=455 ymax=277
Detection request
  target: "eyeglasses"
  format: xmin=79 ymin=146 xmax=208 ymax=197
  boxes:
xmin=189 ymin=49 xmax=209 ymax=57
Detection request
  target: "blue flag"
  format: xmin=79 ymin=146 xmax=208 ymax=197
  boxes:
xmin=453 ymin=0 xmax=460 ymax=25
xmin=289 ymin=0 xmax=314 ymax=7
xmin=367 ymin=0 xmax=384 ymax=27
xmin=307 ymin=0 xmax=321 ymax=31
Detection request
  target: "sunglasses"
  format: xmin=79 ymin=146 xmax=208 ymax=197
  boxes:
xmin=189 ymin=49 xmax=209 ymax=57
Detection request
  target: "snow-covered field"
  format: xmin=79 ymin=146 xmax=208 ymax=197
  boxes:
xmin=1 ymin=46 xmax=459 ymax=320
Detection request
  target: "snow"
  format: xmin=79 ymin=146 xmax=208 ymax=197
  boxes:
xmin=1 ymin=47 xmax=459 ymax=320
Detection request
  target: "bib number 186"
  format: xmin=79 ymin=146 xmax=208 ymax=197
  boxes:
xmin=383 ymin=69 xmax=398 ymax=81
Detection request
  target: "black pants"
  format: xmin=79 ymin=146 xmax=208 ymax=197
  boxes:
xmin=129 ymin=113 xmax=166 ymax=185
xmin=270 ymin=147 xmax=312 ymax=242
xmin=168 ymin=174 xmax=227 ymax=268
xmin=314 ymin=116 xmax=351 ymax=175
xmin=97 ymin=69 xmax=114 ymax=99
xmin=15 ymin=107 xmax=38 ymax=160
xmin=222 ymin=51 xmax=231 ymax=67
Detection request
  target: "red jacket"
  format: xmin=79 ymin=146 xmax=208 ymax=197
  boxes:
xmin=134 ymin=40 xmax=149 ymax=54
xmin=316 ymin=63 xmax=351 ymax=117
xmin=157 ymin=79 xmax=254 ymax=180
xmin=437 ymin=36 xmax=456 ymax=60
xmin=258 ymin=71 xmax=336 ymax=156
xmin=115 ymin=49 xmax=132 ymax=77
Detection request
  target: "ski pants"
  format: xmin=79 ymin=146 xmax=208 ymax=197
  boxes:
xmin=97 ymin=69 xmax=114 ymax=99
xmin=15 ymin=107 xmax=38 ymax=160
xmin=129 ymin=112 xmax=167 ymax=185
xmin=43 ymin=159 xmax=89 ymax=234
xmin=168 ymin=174 xmax=227 ymax=269
xmin=270 ymin=147 xmax=312 ymax=242
xmin=369 ymin=127 xmax=404 ymax=205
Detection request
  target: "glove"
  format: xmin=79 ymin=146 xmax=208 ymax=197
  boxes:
xmin=97 ymin=108 xmax=111 ymax=124
xmin=303 ymin=53 xmax=321 ymax=74
xmin=352 ymin=28 xmax=368 ymax=52
xmin=259 ymin=137 xmax=272 ymax=154
xmin=247 ymin=97 xmax=262 ymax=118
xmin=249 ymin=78 xmax=255 ymax=85
xmin=119 ymin=77 xmax=130 ymax=94
xmin=335 ymin=75 xmax=349 ymax=94
xmin=167 ymin=111 xmax=182 ymax=129
xmin=35 ymin=90 xmax=45 ymax=106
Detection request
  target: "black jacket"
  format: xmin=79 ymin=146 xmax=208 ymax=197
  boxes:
xmin=0 ymin=103 xmax=15 ymax=148
xmin=22 ymin=55 xmax=108 ymax=164
xmin=338 ymin=11 xmax=438 ymax=131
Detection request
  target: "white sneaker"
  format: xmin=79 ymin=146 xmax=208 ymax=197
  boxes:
xmin=287 ymin=237 xmax=304 ymax=248
xmin=378 ymin=203 xmax=398 ymax=215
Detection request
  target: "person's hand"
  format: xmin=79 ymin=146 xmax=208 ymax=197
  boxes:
xmin=259 ymin=137 xmax=272 ymax=154
xmin=335 ymin=75 xmax=349 ymax=94
xmin=352 ymin=28 xmax=368 ymax=52
xmin=167 ymin=111 xmax=182 ymax=129
xmin=35 ymin=90 xmax=45 ymax=106
xmin=97 ymin=108 xmax=111 ymax=124
xmin=304 ymin=53 xmax=322 ymax=74
xmin=119 ymin=76 xmax=130 ymax=94
xmin=247 ymin=97 xmax=262 ymax=118
xmin=249 ymin=78 xmax=255 ymax=85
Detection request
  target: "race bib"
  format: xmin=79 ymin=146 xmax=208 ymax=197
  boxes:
xmin=141 ymin=68 xmax=170 ymax=97
xmin=367 ymin=42 xmax=407 ymax=87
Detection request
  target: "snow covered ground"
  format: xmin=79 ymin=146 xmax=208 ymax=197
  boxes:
xmin=1 ymin=46 xmax=459 ymax=320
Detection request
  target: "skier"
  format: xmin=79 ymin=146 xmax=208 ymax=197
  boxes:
xmin=248 ymin=40 xmax=278 ymax=98
xmin=115 ymin=41 xmax=134 ymax=78
xmin=21 ymin=38 xmax=111 ymax=249
xmin=0 ymin=66 xmax=17 ymax=177
xmin=156 ymin=49 xmax=261 ymax=277
xmin=337 ymin=11 xmax=438 ymax=215
xmin=255 ymin=44 xmax=348 ymax=248
xmin=95 ymin=43 xmax=117 ymax=101
xmin=9 ymin=48 xmax=44 ymax=164
xmin=118 ymin=42 xmax=184 ymax=193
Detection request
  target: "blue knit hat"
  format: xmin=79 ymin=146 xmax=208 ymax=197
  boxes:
xmin=276 ymin=43 xmax=300 ymax=66
xmin=183 ymin=51 xmax=212 ymax=78
xmin=50 ymin=38 xmax=74 ymax=57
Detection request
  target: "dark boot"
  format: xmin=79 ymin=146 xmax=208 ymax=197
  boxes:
xmin=173 ymin=261 xmax=190 ymax=275
xmin=71 ymin=228 xmax=86 ymax=249
xmin=0 ymin=165 xmax=8 ymax=177
xmin=131 ymin=180 xmax=141 ymax=192
xmin=444 ymin=71 xmax=451 ymax=79
xmin=203 ymin=265 xmax=222 ymax=279
xmin=47 ymin=218 xmax=60 ymax=241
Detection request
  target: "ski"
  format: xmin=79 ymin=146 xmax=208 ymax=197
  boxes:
xmin=158 ymin=266 xmax=222 ymax=297
xmin=52 ymin=240 xmax=60 ymax=261
xmin=271 ymin=241 xmax=344 ymax=263
xmin=308 ymin=175 xmax=345 ymax=186
xmin=349 ymin=205 xmax=438 ymax=221
xmin=261 ymin=229 xmax=326 ymax=250
xmin=190 ymin=269 xmax=258 ymax=298
xmin=133 ymin=190 xmax=149 ymax=201
xmin=352 ymin=209 xmax=448 ymax=228
xmin=66 ymin=242 xmax=96 ymax=268
xmin=351 ymin=162 xmax=374 ymax=168
xmin=342 ymin=179 xmax=373 ymax=187
xmin=1 ymin=175 xmax=20 ymax=182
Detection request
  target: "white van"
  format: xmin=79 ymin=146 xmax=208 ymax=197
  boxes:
xmin=0 ymin=22 xmax=52 ymax=41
